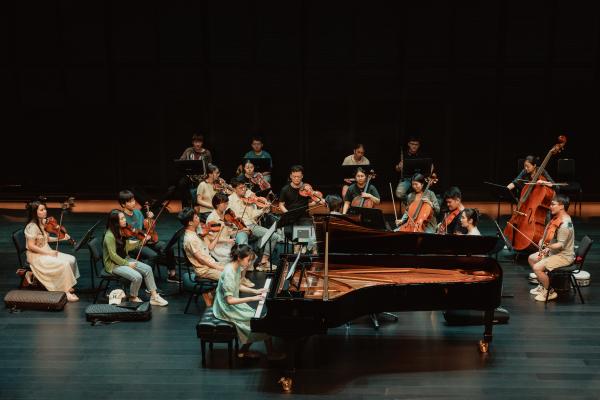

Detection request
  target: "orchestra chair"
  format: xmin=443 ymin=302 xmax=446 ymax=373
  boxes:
xmin=12 ymin=229 xmax=32 ymax=288
xmin=546 ymin=235 xmax=593 ymax=304
xmin=196 ymin=306 xmax=238 ymax=368
xmin=87 ymin=237 xmax=127 ymax=304
xmin=556 ymin=158 xmax=582 ymax=216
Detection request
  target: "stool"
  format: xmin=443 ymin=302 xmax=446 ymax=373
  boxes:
xmin=196 ymin=306 xmax=238 ymax=367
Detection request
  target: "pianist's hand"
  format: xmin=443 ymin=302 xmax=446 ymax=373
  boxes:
xmin=255 ymin=288 xmax=268 ymax=294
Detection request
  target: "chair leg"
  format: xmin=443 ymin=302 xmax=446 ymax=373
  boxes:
xmin=94 ymin=279 xmax=105 ymax=304
xmin=228 ymin=340 xmax=233 ymax=368
xmin=201 ymin=340 xmax=206 ymax=367
xmin=184 ymin=293 xmax=195 ymax=314
xmin=571 ymin=275 xmax=584 ymax=304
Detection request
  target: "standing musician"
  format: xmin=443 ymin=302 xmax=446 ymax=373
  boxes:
xmin=528 ymin=194 xmax=575 ymax=302
xmin=196 ymin=164 xmax=221 ymax=222
xmin=437 ymin=186 xmax=467 ymax=235
xmin=237 ymin=159 xmax=271 ymax=195
xmin=342 ymin=167 xmax=380 ymax=215
xmin=239 ymin=136 xmax=273 ymax=183
xmin=118 ymin=190 xmax=180 ymax=284
xmin=395 ymin=173 xmax=440 ymax=233
xmin=394 ymin=136 xmax=434 ymax=202
xmin=459 ymin=208 xmax=481 ymax=236
xmin=228 ymin=177 xmax=282 ymax=271
xmin=507 ymin=155 xmax=555 ymax=193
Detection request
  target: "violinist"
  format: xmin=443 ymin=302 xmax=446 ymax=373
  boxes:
xmin=437 ymin=187 xmax=467 ymax=235
xmin=103 ymin=210 xmax=168 ymax=306
xmin=228 ymin=178 xmax=282 ymax=271
xmin=205 ymin=192 xmax=255 ymax=288
xmin=394 ymin=136 xmax=434 ymax=202
xmin=507 ymin=155 xmax=555 ymax=192
xmin=118 ymin=190 xmax=179 ymax=284
xmin=241 ymin=136 xmax=273 ymax=183
xmin=24 ymin=199 xmax=80 ymax=302
xmin=179 ymin=208 xmax=224 ymax=282
xmin=342 ymin=167 xmax=380 ymax=215
xmin=395 ymin=173 xmax=440 ymax=233
xmin=279 ymin=165 xmax=325 ymax=222
xmin=238 ymin=159 xmax=271 ymax=194
xmin=528 ymin=194 xmax=575 ymax=302
xmin=459 ymin=208 xmax=481 ymax=236
xmin=196 ymin=164 xmax=221 ymax=222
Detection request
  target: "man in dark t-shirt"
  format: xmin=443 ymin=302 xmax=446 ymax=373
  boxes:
xmin=279 ymin=165 xmax=313 ymax=222
xmin=437 ymin=186 xmax=468 ymax=235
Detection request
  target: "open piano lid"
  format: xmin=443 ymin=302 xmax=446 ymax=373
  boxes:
xmin=314 ymin=213 xmax=501 ymax=255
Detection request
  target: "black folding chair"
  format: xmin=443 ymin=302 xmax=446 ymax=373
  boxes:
xmin=547 ymin=235 xmax=593 ymax=304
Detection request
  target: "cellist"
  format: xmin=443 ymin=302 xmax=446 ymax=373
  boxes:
xmin=507 ymin=155 xmax=555 ymax=192
xmin=395 ymin=173 xmax=440 ymax=233
xmin=342 ymin=167 xmax=380 ymax=214
xmin=528 ymin=194 xmax=575 ymax=302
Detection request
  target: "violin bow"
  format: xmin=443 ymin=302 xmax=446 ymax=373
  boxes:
xmin=135 ymin=199 xmax=170 ymax=261
xmin=55 ymin=197 xmax=74 ymax=252
xmin=506 ymin=222 xmax=541 ymax=251
xmin=389 ymin=182 xmax=399 ymax=221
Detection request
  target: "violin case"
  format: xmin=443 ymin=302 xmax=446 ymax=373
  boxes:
xmin=443 ymin=307 xmax=510 ymax=326
xmin=85 ymin=302 xmax=152 ymax=324
xmin=4 ymin=290 xmax=67 ymax=311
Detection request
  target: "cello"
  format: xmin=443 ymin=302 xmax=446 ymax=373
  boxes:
xmin=350 ymin=170 xmax=377 ymax=208
xmin=398 ymin=173 xmax=438 ymax=232
xmin=504 ymin=136 xmax=567 ymax=251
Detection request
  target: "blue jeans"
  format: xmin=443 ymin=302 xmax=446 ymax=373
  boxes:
xmin=395 ymin=178 xmax=412 ymax=202
xmin=112 ymin=259 xmax=157 ymax=297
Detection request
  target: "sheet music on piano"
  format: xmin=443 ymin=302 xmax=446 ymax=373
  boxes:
xmin=254 ymin=278 xmax=272 ymax=318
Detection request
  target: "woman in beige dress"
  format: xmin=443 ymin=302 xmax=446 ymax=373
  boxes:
xmin=24 ymin=199 xmax=80 ymax=302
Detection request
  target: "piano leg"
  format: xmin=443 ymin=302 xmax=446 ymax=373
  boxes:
xmin=479 ymin=309 xmax=494 ymax=353
xmin=370 ymin=312 xmax=399 ymax=330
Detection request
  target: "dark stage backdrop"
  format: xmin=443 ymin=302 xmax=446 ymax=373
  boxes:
xmin=1 ymin=1 xmax=598 ymax=200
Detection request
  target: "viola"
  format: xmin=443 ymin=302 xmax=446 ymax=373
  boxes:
xmin=121 ymin=223 xmax=147 ymax=241
xmin=299 ymin=183 xmax=324 ymax=203
xmin=399 ymin=173 xmax=439 ymax=232
xmin=250 ymin=172 xmax=271 ymax=191
xmin=44 ymin=216 xmax=76 ymax=245
xmin=542 ymin=216 xmax=562 ymax=248
xmin=224 ymin=209 xmax=247 ymax=230
xmin=350 ymin=170 xmax=377 ymax=208
xmin=142 ymin=202 xmax=159 ymax=244
xmin=213 ymin=178 xmax=234 ymax=194
xmin=199 ymin=221 xmax=222 ymax=236
xmin=437 ymin=208 xmax=462 ymax=235
xmin=504 ymin=136 xmax=567 ymax=251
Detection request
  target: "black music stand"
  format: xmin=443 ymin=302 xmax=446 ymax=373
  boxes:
xmin=402 ymin=157 xmax=433 ymax=178
xmin=74 ymin=219 xmax=103 ymax=253
xmin=276 ymin=210 xmax=306 ymax=254
xmin=243 ymin=157 xmax=272 ymax=173
xmin=173 ymin=159 xmax=207 ymax=178
xmin=484 ymin=181 xmax=518 ymax=223
xmin=348 ymin=207 xmax=388 ymax=230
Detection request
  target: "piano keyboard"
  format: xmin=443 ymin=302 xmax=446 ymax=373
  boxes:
xmin=254 ymin=277 xmax=272 ymax=318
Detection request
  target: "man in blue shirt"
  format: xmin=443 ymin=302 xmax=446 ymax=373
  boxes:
xmin=242 ymin=136 xmax=273 ymax=183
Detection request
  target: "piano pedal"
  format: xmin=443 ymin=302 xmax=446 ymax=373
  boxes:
xmin=278 ymin=377 xmax=293 ymax=392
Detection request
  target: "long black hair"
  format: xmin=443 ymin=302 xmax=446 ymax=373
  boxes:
xmin=230 ymin=243 xmax=255 ymax=261
xmin=106 ymin=209 xmax=127 ymax=258
xmin=26 ymin=198 xmax=46 ymax=234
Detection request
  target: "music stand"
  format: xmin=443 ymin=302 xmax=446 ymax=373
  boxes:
xmin=484 ymin=181 xmax=518 ymax=223
xmin=348 ymin=207 xmax=388 ymax=230
xmin=173 ymin=159 xmax=207 ymax=177
xmin=74 ymin=219 xmax=103 ymax=252
xmin=276 ymin=210 xmax=307 ymax=254
xmin=242 ymin=157 xmax=271 ymax=172
xmin=401 ymin=157 xmax=432 ymax=179
xmin=256 ymin=221 xmax=279 ymax=272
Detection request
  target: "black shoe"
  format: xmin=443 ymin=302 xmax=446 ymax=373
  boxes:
xmin=166 ymin=274 xmax=181 ymax=284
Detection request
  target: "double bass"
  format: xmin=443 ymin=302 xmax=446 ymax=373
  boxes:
xmin=398 ymin=173 xmax=438 ymax=232
xmin=504 ymin=136 xmax=567 ymax=251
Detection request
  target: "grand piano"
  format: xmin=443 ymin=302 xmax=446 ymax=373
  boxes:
xmin=251 ymin=214 xmax=503 ymax=391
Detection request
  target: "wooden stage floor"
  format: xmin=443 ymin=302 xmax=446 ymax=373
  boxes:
xmin=1 ymin=206 xmax=599 ymax=399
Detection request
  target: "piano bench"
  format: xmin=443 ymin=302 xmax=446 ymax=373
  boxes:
xmin=196 ymin=306 xmax=238 ymax=368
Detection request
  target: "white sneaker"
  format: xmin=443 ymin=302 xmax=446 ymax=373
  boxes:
xmin=530 ymin=284 xmax=544 ymax=295
xmin=535 ymin=289 xmax=557 ymax=302
xmin=150 ymin=294 xmax=169 ymax=307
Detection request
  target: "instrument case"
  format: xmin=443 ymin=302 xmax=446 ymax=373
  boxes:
xmin=4 ymin=290 xmax=67 ymax=311
xmin=85 ymin=302 xmax=152 ymax=324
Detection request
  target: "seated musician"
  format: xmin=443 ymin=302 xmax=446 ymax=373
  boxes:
xmin=179 ymin=207 xmax=224 ymax=281
xmin=507 ymin=155 xmax=555 ymax=192
xmin=459 ymin=208 xmax=481 ymax=236
xmin=228 ymin=177 xmax=281 ymax=271
xmin=528 ymin=194 xmax=575 ymax=302
xmin=325 ymin=194 xmax=343 ymax=215
xmin=395 ymin=173 xmax=440 ymax=233
xmin=239 ymin=136 xmax=273 ymax=183
xmin=205 ymin=192 xmax=254 ymax=288
xmin=118 ymin=190 xmax=179 ymax=284
xmin=178 ymin=133 xmax=213 ymax=208
xmin=24 ymin=199 xmax=80 ymax=302
xmin=103 ymin=209 xmax=168 ymax=306
xmin=394 ymin=136 xmax=434 ymax=202
xmin=342 ymin=143 xmax=370 ymax=166
xmin=237 ymin=159 xmax=270 ymax=195
xmin=437 ymin=186 xmax=467 ymax=234
xmin=212 ymin=244 xmax=284 ymax=360
xmin=196 ymin=164 xmax=221 ymax=223
xmin=342 ymin=167 xmax=381 ymax=215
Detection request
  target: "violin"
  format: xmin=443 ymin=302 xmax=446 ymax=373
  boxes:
xmin=142 ymin=202 xmax=159 ymax=244
xmin=199 ymin=221 xmax=222 ymax=236
xmin=504 ymin=136 xmax=567 ymax=251
xmin=213 ymin=178 xmax=234 ymax=194
xmin=299 ymin=183 xmax=324 ymax=203
xmin=399 ymin=173 xmax=439 ymax=232
xmin=120 ymin=223 xmax=147 ymax=241
xmin=224 ymin=209 xmax=247 ymax=230
xmin=44 ymin=216 xmax=76 ymax=245
xmin=250 ymin=172 xmax=271 ymax=191
xmin=242 ymin=194 xmax=271 ymax=209
xmin=542 ymin=216 xmax=562 ymax=248
xmin=437 ymin=208 xmax=462 ymax=235
xmin=350 ymin=170 xmax=377 ymax=208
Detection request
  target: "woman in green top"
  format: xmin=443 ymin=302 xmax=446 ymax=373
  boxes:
xmin=212 ymin=244 xmax=283 ymax=359
xmin=103 ymin=210 xmax=168 ymax=306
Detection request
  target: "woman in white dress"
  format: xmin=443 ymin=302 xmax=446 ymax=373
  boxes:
xmin=24 ymin=199 xmax=80 ymax=302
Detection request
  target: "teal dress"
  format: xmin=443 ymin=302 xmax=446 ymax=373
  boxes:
xmin=212 ymin=263 xmax=269 ymax=344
